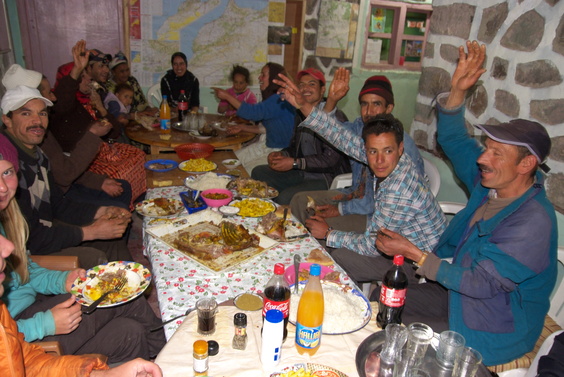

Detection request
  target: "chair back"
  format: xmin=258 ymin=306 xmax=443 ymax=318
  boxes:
xmin=423 ymin=157 xmax=441 ymax=197
xmin=439 ymin=201 xmax=465 ymax=216
xmin=147 ymin=83 xmax=162 ymax=107
xmin=330 ymin=173 xmax=353 ymax=190
xmin=548 ymin=247 xmax=564 ymax=328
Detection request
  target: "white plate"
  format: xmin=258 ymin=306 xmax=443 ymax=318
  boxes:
xmin=222 ymin=158 xmax=241 ymax=168
xmin=135 ymin=198 xmax=184 ymax=217
xmin=189 ymin=130 xmax=211 ymax=140
xmin=70 ymin=261 xmax=151 ymax=308
xmin=288 ymin=281 xmax=371 ymax=335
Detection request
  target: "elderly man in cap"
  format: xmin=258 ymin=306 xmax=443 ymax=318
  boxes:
xmin=375 ymin=41 xmax=557 ymax=366
xmin=0 ymin=84 xmax=132 ymax=269
xmin=276 ymin=71 xmax=445 ymax=285
xmin=251 ymin=68 xmax=351 ymax=205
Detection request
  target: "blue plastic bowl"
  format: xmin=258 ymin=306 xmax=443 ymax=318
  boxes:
xmin=179 ymin=191 xmax=207 ymax=214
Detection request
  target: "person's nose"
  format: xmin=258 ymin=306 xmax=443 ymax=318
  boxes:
xmin=0 ymin=234 xmax=15 ymax=258
xmin=30 ymin=113 xmax=42 ymax=125
xmin=0 ymin=177 xmax=7 ymax=193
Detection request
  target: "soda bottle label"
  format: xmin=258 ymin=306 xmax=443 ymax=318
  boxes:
xmin=160 ymin=119 xmax=171 ymax=130
xmin=178 ymin=101 xmax=188 ymax=111
xmin=379 ymin=286 xmax=406 ymax=308
xmin=262 ymin=298 xmax=289 ymax=318
xmin=295 ymin=323 xmax=321 ymax=349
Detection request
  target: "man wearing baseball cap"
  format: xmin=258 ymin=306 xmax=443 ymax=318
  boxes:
xmin=1 ymin=84 xmax=132 ymax=269
xmin=375 ymin=41 xmax=557 ymax=366
xmin=251 ymin=68 xmax=351 ymax=204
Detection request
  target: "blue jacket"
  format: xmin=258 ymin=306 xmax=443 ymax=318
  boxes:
xmin=236 ymin=94 xmax=295 ymax=149
xmin=3 ymin=259 xmax=69 ymax=342
xmin=435 ymin=101 xmax=558 ymax=366
xmin=330 ymin=116 xmax=425 ymax=216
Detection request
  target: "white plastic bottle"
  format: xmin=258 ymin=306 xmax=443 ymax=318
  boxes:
xmin=261 ymin=309 xmax=284 ymax=368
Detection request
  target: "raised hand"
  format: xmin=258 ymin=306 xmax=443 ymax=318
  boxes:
xmin=273 ymin=73 xmax=313 ymax=116
xmin=70 ymin=40 xmax=89 ymax=80
xmin=446 ymin=40 xmax=487 ymax=108
xmin=327 ymin=67 xmax=350 ymax=104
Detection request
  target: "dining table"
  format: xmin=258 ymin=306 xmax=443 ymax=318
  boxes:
xmin=126 ymin=113 xmax=256 ymax=154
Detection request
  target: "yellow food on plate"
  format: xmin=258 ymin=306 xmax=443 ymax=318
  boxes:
xmin=86 ymin=271 xmax=135 ymax=304
xmin=280 ymin=368 xmax=314 ymax=377
xmin=232 ymin=198 xmax=275 ymax=217
xmin=179 ymin=158 xmax=216 ymax=172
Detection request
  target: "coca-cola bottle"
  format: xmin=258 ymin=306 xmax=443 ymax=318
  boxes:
xmin=262 ymin=263 xmax=291 ymax=341
xmin=177 ymin=89 xmax=189 ymax=122
xmin=377 ymin=255 xmax=408 ymax=329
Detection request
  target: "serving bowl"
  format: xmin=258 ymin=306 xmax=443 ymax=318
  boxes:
xmin=222 ymin=158 xmax=241 ymax=168
xmin=174 ymin=143 xmax=214 ymax=160
xmin=200 ymin=188 xmax=233 ymax=207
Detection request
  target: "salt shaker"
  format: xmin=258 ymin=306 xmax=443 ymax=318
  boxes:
xmin=260 ymin=309 xmax=283 ymax=368
xmin=232 ymin=312 xmax=248 ymax=350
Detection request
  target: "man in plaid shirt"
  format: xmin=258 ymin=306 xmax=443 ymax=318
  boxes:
xmin=275 ymin=69 xmax=446 ymax=285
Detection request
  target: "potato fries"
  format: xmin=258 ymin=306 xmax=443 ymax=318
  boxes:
xmin=179 ymin=158 xmax=216 ymax=172
xmin=232 ymin=198 xmax=275 ymax=217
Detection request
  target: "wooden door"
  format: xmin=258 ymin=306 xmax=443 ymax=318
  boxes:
xmin=284 ymin=0 xmax=305 ymax=79
xmin=16 ymin=0 xmax=125 ymax=84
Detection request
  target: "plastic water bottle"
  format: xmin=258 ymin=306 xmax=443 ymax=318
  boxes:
xmin=295 ymin=263 xmax=324 ymax=356
xmin=160 ymin=95 xmax=171 ymax=134
xmin=260 ymin=309 xmax=284 ymax=368
xmin=377 ymin=255 xmax=408 ymax=329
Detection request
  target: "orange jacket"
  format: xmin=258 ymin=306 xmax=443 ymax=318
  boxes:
xmin=0 ymin=301 xmax=108 ymax=376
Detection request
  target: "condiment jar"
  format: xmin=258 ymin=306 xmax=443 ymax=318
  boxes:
xmin=193 ymin=340 xmax=209 ymax=376
xmin=232 ymin=312 xmax=248 ymax=350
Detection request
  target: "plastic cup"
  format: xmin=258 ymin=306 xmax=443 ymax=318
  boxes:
xmin=436 ymin=330 xmax=465 ymax=368
xmin=452 ymin=347 xmax=482 ymax=377
xmin=405 ymin=322 xmax=434 ymax=365
xmin=196 ymin=298 xmax=217 ymax=335
xmin=380 ymin=323 xmax=409 ymax=364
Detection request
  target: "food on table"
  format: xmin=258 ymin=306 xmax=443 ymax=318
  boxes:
xmin=231 ymin=198 xmax=275 ymax=217
xmin=153 ymin=198 xmax=177 ymax=215
xmin=167 ymin=221 xmax=261 ymax=260
xmin=297 ymin=268 xmax=340 ymax=283
xmin=148 ymin=162 xmax=174 ymax=170
xmin=234 ymin=293 xmax=263 ymax=311
xmin=186 ymin=172 xmax=231 ymax=191
xmin=226 ymin=168 xmax=242 ymax=177
xmin=203 ymin=192 xmax=230 ymax=200
xmin=278 ymin=368 xmax=314 ymax=377
xmin=136 ymin=198 xmax=182 ymax=217
xmin=86 ymin=269 xmax=132 ymax=304
xmin=219 ymin=205 xmax=240 ymax=216
xmin=256 ymin=212 xmax=287 ymax=241
xmin=227 ymin=177 xmax=272 ymax=198
xmin=306 ymin=248 xmax=334 ymax=266
xmin=289 ymin=282 xmax=368 ymax=334
xmin=223 ymin=159 xmax=239 ymax=165
xmin=179 ymin=158 xmax=216 ymax=172
xmin=305 ymin=195 xmax=317 ymax=217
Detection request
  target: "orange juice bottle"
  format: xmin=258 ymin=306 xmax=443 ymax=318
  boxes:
xmin=160 ymin=95 xmax=171 ymax=134
xmin=295 ymin=263 xmax=324 ymax=356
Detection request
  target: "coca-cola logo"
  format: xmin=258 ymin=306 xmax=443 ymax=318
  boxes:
xmin=263 ymin=299 xmax=289 ymax=315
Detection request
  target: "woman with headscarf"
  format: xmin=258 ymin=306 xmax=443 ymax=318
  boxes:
xmin=160 ymin=52 xmax=200 ymax=112
xmin=212 ymin=62 xmax=295 ymax=173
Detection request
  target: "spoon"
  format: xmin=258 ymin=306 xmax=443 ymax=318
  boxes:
xmin=150 ymin=307 xmax=196 ymax=332
xmin=293 ymin=254 xmax=301 ymax=294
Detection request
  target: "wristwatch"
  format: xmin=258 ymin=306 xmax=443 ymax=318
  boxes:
xmin=292 ymin=159 xmax=299 ymax=170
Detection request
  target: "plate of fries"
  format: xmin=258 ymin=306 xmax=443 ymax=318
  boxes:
xmin=271 ymin=363 xmax=348 ymax=377
xmin=178 ymin=158 xmax=217 ymax=173
xmin=230 ymin=198 xmax=276 ymax=218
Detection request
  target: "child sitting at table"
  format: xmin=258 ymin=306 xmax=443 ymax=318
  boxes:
xmin=217 ymin=65 xmax=257 ymax=117
xmin=104 ymin=83 xmax=134 ymax=125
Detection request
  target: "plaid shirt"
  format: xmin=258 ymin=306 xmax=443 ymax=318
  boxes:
xmin=302 ymin=108 xmax=446 ymax=256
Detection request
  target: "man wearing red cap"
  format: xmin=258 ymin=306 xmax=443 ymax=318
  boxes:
xmin=376 ymin=41 xmax=557 ymax=366
xmin=251 ymin=68 xmax=351 ymax=204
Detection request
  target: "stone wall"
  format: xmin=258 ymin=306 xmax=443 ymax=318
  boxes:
xmin=411 ymin=0 xmax=564 ymax=212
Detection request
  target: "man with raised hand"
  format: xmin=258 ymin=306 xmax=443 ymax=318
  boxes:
xmin=375 ymin=41 xmax=557 ymax=366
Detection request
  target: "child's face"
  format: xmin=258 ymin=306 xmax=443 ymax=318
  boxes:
xmin=116 ymin=89 xmax=134 ymax=107
xmin=233 ymin=73 xmax=248 ymax=94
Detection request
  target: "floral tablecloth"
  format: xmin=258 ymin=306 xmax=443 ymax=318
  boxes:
xmin=143 ymin=186 xmax=352 ymax=339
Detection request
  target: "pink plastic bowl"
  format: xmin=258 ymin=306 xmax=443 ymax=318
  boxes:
xmin=200 ymin=188 xmax=233 ymax=208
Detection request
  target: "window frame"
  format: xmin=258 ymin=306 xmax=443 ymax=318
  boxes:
xmin=361 ymin=0 xmax=432 ymax=71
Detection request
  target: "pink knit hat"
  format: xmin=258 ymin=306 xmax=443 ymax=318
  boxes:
xmin=0 ymin=134 xmax=19 ymax=172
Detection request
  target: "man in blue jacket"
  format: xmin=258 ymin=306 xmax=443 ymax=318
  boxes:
xmin=375 ymin=41 xmax=557 ymax=366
